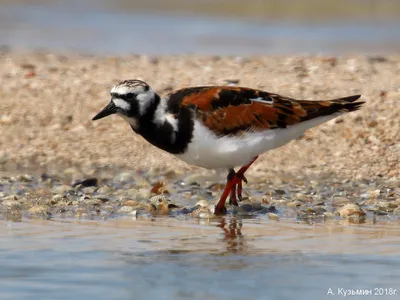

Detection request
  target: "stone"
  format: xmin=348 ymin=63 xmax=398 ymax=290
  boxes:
xmin=337 ymin=203 xmax=366 ymax=218
xmin=117 ymin=206 xmax=134 ymax=214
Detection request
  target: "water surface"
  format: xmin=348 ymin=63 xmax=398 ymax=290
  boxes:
xmin=1 ymin=217 xmax=399 ymax=299
xmin=0 ymin=3 xmax=399 ymax=55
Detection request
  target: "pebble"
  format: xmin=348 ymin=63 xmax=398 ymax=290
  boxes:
xmin=190 ymin=207 xmax=213 ymax=219
xmin=1 ymin=200 xmax=22 ymax=210
xmin=2 ymin=195 xmax=19 ymax=201
xmin=122 ymin=200 xmax=138 ymax=206
xmin=268 ymin=213 xmax=279 ymax=220
xmin=117 ymin=206 xmax=135 ymax=214
xmin=270 ymin=199 xmax=288 ymax=206
xmin=92 ymin=195 xmax=110 ymax=202
xmin=113 ymin=172 xmax=135 ymax=183
xmin=375 ymin=201 xmax=398 ymax=212
xmin=84 ymin=199 xmax=104 ymax=206
xmin=332 ymin=197 xmax=352 ymax=207
xmin=287 ymin=200 xmax=303 ymax=207
xmin=52 ymin=185 xmax=73 ymax=194
xmin=323 ymin=212 xmax=335 ymax=218
xmin=72 ymin=178 xmax=98 ymax=187
xmin=131 ymin=188 xmax=150 ymax=201
xmin=337 ymin=203 xmax=366 ymax=218
xmin=149 ymin=194 xmax=169 ymax=205
xmin=369 ymin=189 xmax=381 ymax=198
xmin=224 ymin=79 xmax=240 ymax=85
xmin=16 ymin=174 xmax=34 ymax=182
xmin=0 ymin=171 xmax=399 ymax=222
xmin=81 ymin=186 xmax=97 ymax=194
xmin=96 ymin=186 xmax=113 ymax=194
xmin=52 ymin=194 xmax=64 ymax=201
xmin=28 ymin=205 xmax=50 ymax=216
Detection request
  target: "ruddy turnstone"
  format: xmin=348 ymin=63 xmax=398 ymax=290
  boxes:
xmin=92 ymin=79 xmax=364 ymax=215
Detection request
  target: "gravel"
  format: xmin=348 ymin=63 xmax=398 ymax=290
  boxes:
xmin=0 ymin=171 xmax=398 ymax=223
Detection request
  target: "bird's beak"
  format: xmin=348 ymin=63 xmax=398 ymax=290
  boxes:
xmin=92 ymin=101 xmax=117 ymax=120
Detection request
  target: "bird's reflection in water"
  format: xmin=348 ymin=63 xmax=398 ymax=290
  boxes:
xmin=217 ymin=217 xmax=246 ymax=254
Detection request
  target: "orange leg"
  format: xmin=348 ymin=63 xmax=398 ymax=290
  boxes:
xmin=236 ymin=155 xmax=258 ymax=201
xmin=214 ymin=156 xmax=259 ymax=215
xmin=235 ymin=174 xmax=247 ymax=201
xmin=215 ymin=169 xmax=236 ymax=215
xmin=228 ymin=174 xmax=248 ymax=206
xmin=229 ymin=187 xmax=238 ymax=206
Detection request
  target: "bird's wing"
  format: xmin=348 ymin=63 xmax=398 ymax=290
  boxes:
xmin=167 ymin=86 xmax=362 ymax=136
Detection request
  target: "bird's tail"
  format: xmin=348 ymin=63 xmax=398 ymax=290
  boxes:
xmin=329 ymin=95 xmax=364 ymax=112
xmin=297 ymin=95 xmax=364 ymax=121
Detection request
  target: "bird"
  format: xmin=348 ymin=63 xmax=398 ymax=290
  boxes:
xmin=92 ymin=79 xmax=364 ymax=215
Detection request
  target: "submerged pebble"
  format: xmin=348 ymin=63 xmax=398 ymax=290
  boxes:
xmin=337 ymin=203 xmax=366 ymax=218
xmin=28 ymin=205 xmax=51 ymax=218
xmin=1 ymin=200 xmax=22 ymax=210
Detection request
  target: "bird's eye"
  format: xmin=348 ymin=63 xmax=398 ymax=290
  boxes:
xmin=126 ymin=93 xmax=135 ymax=100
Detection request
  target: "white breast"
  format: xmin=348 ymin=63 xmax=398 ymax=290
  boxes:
xmin=176 ymin=114 xmax=340 ymax=169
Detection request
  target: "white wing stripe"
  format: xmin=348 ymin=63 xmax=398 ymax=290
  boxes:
xmin=249 ymin=97 xmax=273 ymax=104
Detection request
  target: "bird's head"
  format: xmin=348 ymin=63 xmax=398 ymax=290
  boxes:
xmin=92 ymin=79 xmax=156 ymax=129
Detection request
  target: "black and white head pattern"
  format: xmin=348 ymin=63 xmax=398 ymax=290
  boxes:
xmin=111 ymin=79 xmax=156 ymax=116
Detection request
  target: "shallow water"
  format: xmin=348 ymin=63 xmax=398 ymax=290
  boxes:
xmin=1 ymin=217 xmax=400 ymax=299
xmin=0 ymin=2 xmax=399 ymax=54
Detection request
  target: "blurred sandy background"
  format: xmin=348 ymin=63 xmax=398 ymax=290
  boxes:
xmin=0 ymin=0 xmax=399 ymax=182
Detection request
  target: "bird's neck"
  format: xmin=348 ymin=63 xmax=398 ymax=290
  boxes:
xmin=134 ymin=94 xmax=194 ymax=154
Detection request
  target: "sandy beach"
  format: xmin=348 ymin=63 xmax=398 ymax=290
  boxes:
xmin=0 ymin=50 xmax=398 ymax=183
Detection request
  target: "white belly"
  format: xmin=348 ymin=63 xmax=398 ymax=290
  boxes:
xmin=176 ymin=115 xmax=339 ymax=169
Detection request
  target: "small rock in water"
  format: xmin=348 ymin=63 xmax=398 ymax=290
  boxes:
xmin=375 ymin=201 xmax=398 ymax=212
xmin=117 ymin=206 xmax=135 ymax=214
xmin=337 ymin=203 xmax=366 ymax=218
xmin=190 ymin=207 xmax=213 ymax=219
xmin=1 ymin=200 xmax=22 ymax=210
xmin=28 ymin=205 xmax=51 ymax=217
xmin=268 ymin=212 xmax=279 ymax=221
xmin=332 ymin=197 xmax=352 ymax=207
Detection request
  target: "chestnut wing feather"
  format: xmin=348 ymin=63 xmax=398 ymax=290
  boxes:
xmin=169 ymin=86 xmax=362 ymax=136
